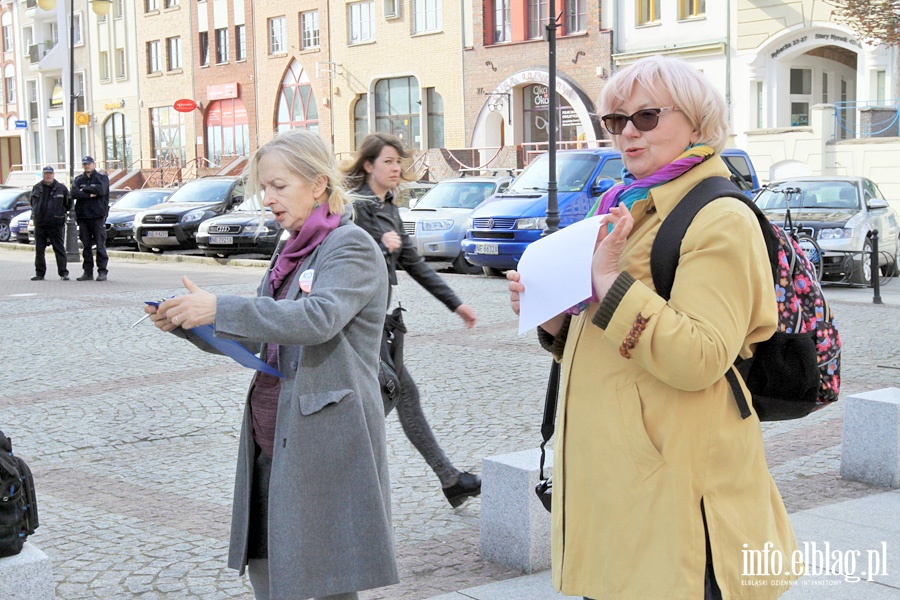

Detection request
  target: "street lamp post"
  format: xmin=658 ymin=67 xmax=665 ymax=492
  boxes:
xmin=542 ymin=12 xmax=563 ymax=237
xmin=36 ymin=0 xmax=111 ymax=261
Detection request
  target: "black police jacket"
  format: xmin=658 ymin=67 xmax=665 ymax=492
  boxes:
xmin=71 ymin=170 xmax=110 ymax=219
xmin=351 ymin=184 xmax=462 ymax=312
xmin=30 ymin=180 xmax=71 ymax=225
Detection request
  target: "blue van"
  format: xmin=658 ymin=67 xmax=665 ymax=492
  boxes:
xmin=461 ymin=148 xmax=759 ymax=274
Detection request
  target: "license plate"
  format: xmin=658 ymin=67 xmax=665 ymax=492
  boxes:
xmin=475 ymin=243 xmax=499 ymax=255
xmin=210 ymin=236 xmax=233 ymax=244
xmin=147 ymin=230 xmax=169 ymax=238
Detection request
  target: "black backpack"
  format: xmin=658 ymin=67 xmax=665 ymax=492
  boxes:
xmin=0 ymin=430 xmax=39 ymax=558
xmin=650 ymin=177 xmax=841 ymax=421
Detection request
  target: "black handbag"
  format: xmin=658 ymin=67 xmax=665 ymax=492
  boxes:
xmin=379 ymin=306 xmax=407 ymax=415
xmin=535 ymin=359 xmax=561 ymax=512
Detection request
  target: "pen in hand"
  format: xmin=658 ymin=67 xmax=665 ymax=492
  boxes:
xmin=129 ymin=296 xmax=176 ymax=329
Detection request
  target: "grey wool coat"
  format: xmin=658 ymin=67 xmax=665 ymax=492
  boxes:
xmin=184 ymin=213 xmax=397 ymax=599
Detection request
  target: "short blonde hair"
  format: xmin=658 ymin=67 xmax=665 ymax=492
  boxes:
xmin=245 ymin=129 xmax=350 ymax=216
xmin=599 ymin=55 xmax=728 ymax=153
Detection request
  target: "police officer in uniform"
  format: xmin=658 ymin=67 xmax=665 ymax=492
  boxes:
xmin=30 ymin=166 xmax=71 ymax=281
xmin=71 ymin=155 xmax=110 ymax=281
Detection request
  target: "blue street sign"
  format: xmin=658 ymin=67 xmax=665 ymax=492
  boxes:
xmin=14 ymin=120 xmax=27 ymax=129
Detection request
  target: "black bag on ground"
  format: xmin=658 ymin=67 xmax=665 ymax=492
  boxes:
xmin=379 ymin=306 xmax=407 ymax=416
xmin=0 ymin=430 xmax=39 ymax=558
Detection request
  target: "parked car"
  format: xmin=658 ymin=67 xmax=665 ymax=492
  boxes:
xmin=0 ymin=188 xmax=30 ymax=242
xmin=396 ymin=180 xmax=437 ymax=211
xmin=400 ymin=175 xmax=513 ymax=274
xmin=133 ymin=177 xmax=245 ymax=252
xmin=196 ymin=195 xmax=282 ymax=258
xmin=105 ymin=188 xmax=171 ymax=246
xmin=754 ymin=176 xmax=900 ymax=284
xmin=461 ymin=148 xmax=759 ymax=275
xmin=10 ymin=210 xmax=31 ymax=243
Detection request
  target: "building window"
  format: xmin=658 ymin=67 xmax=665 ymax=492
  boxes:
xmin=70 ymin=14 xmax=82 ymax=45
xmin=215 ymin=28 xmax=229 ymax=63
xmin=348 ymin=2 xmax=375 ymax=44
xmin=300 ymin=10 xmax=319 ymax=49
xmin=354 ymin=94 xmax=368 ymax=149
xmin=145 ymin=0 xmax=158 ymax=12
xmin=493 ymin=0 xmax=511 ymax=43
xmin=146 ymin=40 xmax=160 ymax=73
xmin=268 ymin=17 xmax=286 ymax=54
xmin=104 ymin=113 xmax=132 ymax=168
xmin=876 ymin=70 xmax=886 ymax=103
xmin=150 ymin=106 xmax=186 ymax=165
xmin=199 ymin=31 xmax=209 ymax=66
xmin=115 ymin=48 xmax=125 ymax=78
xmin=164 ymin=0 xmax=178 ymax=7
xmin=413 ymin=0 xmax=441 ymax=34
xmin=74 ymin=72 xmax=85 ymax=111
xmin=374 ymin=76 xmax=420 ymax=149
xmin=523 ymin=83 xmax=581 ymax=143
xmin=527 ymin=0 xmax=547 ymax=39
xmin=755 ymin=81 xmax=763 ymax=129
xmin=275 ymin=59 xmax=319 ymax=133
xmin=235 ymin=24 xmax=246 ymax=61
xmin=100 ymin=50 xmax=111 ymax=80
xmin=4 ymin=76 xmax=15 ymax=104
xmin=789 ymin=68 xmax=812 ymax=126
xmin=637 ymin=0 xmax=659 ymax=25
xmin=1 ymin=25 xmax=11 ymax=53
xmin=565 ymin=0 xmax=586 ymax=33
xmin=426 ymin=88 xmax=443 ymax=148
xmin=166 ymin=37 xmax=181 ymax=70
xmin=114 ymin=0 xmax=124 ymax=19
xmin=206 ymin=99 xmax=251 ymax=163
xmin=27 ymin=80 xmax=38 ymax=121
xmin=679 ymin=0 xmax=705 ymax=19
xmin=822 ymin=72 xmax=829 ymax=103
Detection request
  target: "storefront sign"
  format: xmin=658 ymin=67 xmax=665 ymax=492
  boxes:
xmin=207 ymin=83 xmax=239 ymax=101
xmin=104 ymin=99 xmax=125 ymax=110
xmin=173 ymin=98 xmax=198 ymax=112
xmin=46 ymin=117 xmax=63 ymax=127
xmin=14 ymin=120 xmax=27 ymax=129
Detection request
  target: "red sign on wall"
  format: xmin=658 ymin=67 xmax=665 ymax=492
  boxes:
xmin=173 ymin=98 xmax=198 ymax=113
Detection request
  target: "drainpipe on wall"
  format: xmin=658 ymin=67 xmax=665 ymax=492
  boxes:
xmin=250 ymin=3 xmax=260 ymax=151
xmin=327 ymin=3 xmax=335 ymax=150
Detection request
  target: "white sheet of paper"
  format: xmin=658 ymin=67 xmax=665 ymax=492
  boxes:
xmin=516 ymin=216 xmax=603 ymax=334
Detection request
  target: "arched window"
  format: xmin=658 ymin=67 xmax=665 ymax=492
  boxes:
xmin=275 ymin=59 xmax=319 ymax=133
xmin=103 ymin=112 xmax=132 ymax=168
xmin=206 ymin=98 xmax=250 ymax=165
xmin=374 ymin=76 xmax=420 ymax=149
xmin=353 ymin=94 xmax=368 ymax=150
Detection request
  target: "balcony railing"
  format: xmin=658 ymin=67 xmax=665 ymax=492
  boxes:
xmin=27 ymin=42 xmax=53 ymax=63
xmin=25 ymin=0 xmax=37 ymax=9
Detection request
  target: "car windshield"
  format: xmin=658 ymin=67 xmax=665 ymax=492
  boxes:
xmin=507 ymin=153 xmax=602 ymax=193
xmin=414 ymin=182 xmax=498 ymax=210
xmin=0 ymin=190 xmax=25 ymax=210
xmin=112 ymin=191 xmax=170 ymax=209
xmin=164 ymin=179 xmax=234 ymax=203
xmin=234 ymin=196 xmax=270 ymax=212
xmin=755 ymin=181 xmax=861 ymax=211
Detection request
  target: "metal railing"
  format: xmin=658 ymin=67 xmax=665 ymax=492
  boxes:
xmin=520 ymin=139 xmax=613 ymax=166
xmin=833 ymin=99 xmax=900 ymax=140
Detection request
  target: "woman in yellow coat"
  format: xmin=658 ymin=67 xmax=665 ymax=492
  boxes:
xmin=508 ymin=55 xmax=798 ymax=599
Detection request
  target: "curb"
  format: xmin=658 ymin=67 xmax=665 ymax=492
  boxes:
xmin=0 ymin=241 xmax=269 ymax=269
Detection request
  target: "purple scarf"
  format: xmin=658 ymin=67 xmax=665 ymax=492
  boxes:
xmin=269 ymin=203 xmax=339 ymax=294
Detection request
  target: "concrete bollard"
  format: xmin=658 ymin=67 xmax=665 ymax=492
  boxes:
xmin=480 ymin=448 xmax=553 ymax=574
xmin=841 ymin=387 xmax=900 ymax=487
xmin=0 ymin=542 xmax=55 ymax=599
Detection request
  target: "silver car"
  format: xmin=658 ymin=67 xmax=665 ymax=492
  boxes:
xmin=401 ymin=175 xmax=512 ymax=274
xmin=754 ymin=176 xmax=900 ymax=285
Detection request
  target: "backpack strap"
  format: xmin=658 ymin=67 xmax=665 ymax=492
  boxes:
xmin=649 ymin=176 xmax=771 ymax=420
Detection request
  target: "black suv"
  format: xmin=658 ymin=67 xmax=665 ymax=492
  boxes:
xmin=134 ymin=177 xmax=244 ymax=252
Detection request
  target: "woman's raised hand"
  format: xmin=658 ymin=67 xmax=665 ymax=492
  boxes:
xmin=591 ymin=203 xmax=634 ymax=302
xmin=507 ymin=270 xmax=524 ymax=316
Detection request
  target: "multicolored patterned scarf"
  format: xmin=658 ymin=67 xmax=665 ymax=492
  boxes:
xmin=587 ymin=144 xmax=716 ymax=218
xmin=566 ymin=144 xmax=715 ymax=315
xmin=269 ymin=202 xmax=339 ymax=294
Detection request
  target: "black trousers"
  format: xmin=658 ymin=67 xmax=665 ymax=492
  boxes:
xmin=34 ymin=222 xmax=68 ymax=278
xmin=77 ymin=217 xmax=108 ymax=274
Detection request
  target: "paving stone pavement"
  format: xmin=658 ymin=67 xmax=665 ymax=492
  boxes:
xmin=1 ymin=244 xmax=898 ymax=599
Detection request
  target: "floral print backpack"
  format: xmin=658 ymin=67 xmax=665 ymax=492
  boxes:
xmin=651 ymin=176 xmax=841 ymax=421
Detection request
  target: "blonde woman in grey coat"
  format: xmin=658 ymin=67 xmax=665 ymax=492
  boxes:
xmin=146 ymin=129 xmax=397 ymax=600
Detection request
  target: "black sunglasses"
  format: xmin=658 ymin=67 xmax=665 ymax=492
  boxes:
xmin=601 ymin=106 xmax=679 ymax=135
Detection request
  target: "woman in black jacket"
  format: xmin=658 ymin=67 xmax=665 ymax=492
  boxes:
xmin=346 ymin=132 xmax=481 ymax=508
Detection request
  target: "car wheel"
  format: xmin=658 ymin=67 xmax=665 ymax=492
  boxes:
xmin=452 ymin=252 xmax=483 ymax=274
xmin=883 ymin=238 xmax=900 ymax=277
xmin=850 ymin=240 xmax=873 ymax=285
xmin=482 ymin=266 xmax=504 ymax=277
xmin=0 ymin=220 xmax=9 ymax=242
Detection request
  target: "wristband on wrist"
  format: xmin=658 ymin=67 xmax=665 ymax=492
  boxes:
xmin=619 ymin=313 xmax=649 ymax=359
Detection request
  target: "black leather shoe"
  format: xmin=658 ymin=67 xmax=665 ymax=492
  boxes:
xmin=60 ymin=275 xmax=69 ymax=281
xmin=30 ymin=275 xmax=44 ymax=281
xmin=443 ymin=472 xmax=482 ymax=508
xmin=96 ymin=273 xmax=107 ymax=281
xmin=76 ymin=273 xmax=93 ymax=281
